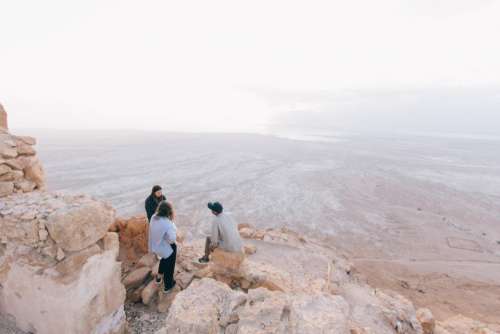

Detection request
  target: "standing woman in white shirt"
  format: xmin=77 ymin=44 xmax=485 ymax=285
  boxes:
xmin=149 ymin=201 xmax=177 ymax=293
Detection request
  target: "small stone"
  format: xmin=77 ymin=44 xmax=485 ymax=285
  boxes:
xmin=39 ymin=229 xmax=49 ymax=241
xmin=239 ymin=227 xmax=254 ymax=238
xmin=416 ymin=308 xmax=435 ymax=334
xmin=244 ymin=244 xmax=257 ymax=255
xmin=56 ymin=247 xmax=66 ymax=261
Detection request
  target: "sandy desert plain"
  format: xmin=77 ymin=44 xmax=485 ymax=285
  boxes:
xmin=25 ymin=128 xmax=500 ymax=326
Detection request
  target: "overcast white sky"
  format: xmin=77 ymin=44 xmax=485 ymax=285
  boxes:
xmin=1 ymin=0 xmax=499 ymax=133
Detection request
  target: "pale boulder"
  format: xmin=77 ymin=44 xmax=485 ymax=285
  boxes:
xmin=23 ymin=159 xmax=45 ymax=189
xmin=16 ymin=144 xmax=36 ymax=156
xmin=141 ymin=280 xmax=159 ymax=305
xmin=0 ymin=103 xmax=7 ymax=129
xmin=0 ymin=163 xmax=11 ymax=175
xmin=46 ymin=200 xmax=115 ymax=252
xmin=163 ymin=278 xmax=243 ymax=332
xmin=0 ymin=237 xmax=126 ymax=334
xmin=210 ymin=248 xmax=246 ymax=278
xmin=416 ymin=308 xmax=435 ymax=334
xmin=123 ymin=267 xmax=151 ymax=289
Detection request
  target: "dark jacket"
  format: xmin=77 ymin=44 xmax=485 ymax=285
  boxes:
xmin=145 ymin=194 xmax=166 ymax=222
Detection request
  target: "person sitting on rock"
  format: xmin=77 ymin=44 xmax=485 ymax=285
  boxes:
xmin=199 ymin=202 xmax=243 ymax=263
xmin=145 ymin=185 xmax=166 ymax=222
xmin=149 ymin=201 xmax=177 ymax=293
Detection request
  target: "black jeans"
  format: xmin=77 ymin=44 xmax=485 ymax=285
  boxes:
xmin=158 ymin=243 xmax=177 ymax=290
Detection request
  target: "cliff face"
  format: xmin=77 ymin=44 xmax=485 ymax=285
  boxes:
xmin=0 ymin=105 xmax=45 ymax=197
xmin=0 ymin=106 xmax=126 ymax=334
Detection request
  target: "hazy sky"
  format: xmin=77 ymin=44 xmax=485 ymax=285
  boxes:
xmin=1 ymin=0 xmax=499 ymax=133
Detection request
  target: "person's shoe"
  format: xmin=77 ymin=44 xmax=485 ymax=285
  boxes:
xmin=198 ymin=256 xmax=209 ymax=263
xmin=162 ymin=281 xmax=177 ymax=294
xmin=155 ymin=276 xmax=162 ymax=286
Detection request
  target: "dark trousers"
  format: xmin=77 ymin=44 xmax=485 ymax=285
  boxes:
xmin=158 ymin=243 xmax=177 ymax=290
xmin=204 ymin=237 xmax=214 ymax=258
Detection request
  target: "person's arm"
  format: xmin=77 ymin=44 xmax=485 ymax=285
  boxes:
xmin=210 ymin=219 xmax=220 ymax=247
xmin=164 ymin=221 xmax=177 ymax=244
xmin=145 ymin=197 xmax=153 ymax=221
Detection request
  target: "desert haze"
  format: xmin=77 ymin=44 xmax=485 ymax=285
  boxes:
xmin=30 ymin=129 xmax=500 ymax=324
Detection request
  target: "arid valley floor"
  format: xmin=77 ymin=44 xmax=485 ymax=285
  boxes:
xmin=30 ymin=129 xmax=500 ymax=326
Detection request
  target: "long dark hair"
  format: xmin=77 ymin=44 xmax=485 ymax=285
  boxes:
xmin=155 ymin=201 xmax=175 ymax=220
xmin=151 ymin=185 xmax=162 ymax=195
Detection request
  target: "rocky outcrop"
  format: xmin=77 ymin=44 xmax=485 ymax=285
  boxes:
xmin=150 ymin=226 xmax=426 ymax=334
xmin=0 ymin=192 xmax=126 ymax=334
xmin=109 ymin=216 xmax=149 ymax=269
xmin=0 ymin=106 xmax=45 ymax=197
xmin=0 ymin=104 xmax=7 ymax=130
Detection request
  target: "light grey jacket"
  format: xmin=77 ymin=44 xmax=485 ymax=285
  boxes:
xmin=211 ymin=212 xmax=243 ymax=253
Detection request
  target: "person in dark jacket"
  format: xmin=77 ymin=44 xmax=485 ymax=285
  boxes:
xmin=145 ymin=185 xmax=166 ymax=222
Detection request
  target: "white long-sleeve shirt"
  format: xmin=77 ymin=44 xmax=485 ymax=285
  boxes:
xmin=211 ymin=212 xmax=243 ymax=253
xmin=149 ymin=215 xmax=177 ymax=258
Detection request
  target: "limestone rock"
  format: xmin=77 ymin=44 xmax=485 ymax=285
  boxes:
xmin=45 ymin=200 xmax=115 ymax=252
xmin=136 ymin=253 xmax=157 ymax=269
xmin=141 ymin=280 xmax=159 ymax=305
xmin=163 ymin=278 xmax=242 ymax=332
xmin=0 ymin=181 xmax=14 ymax=197
xmin=0 ymin=209 xmax=126 ymax=334
xmin=16 ymin=144 xmax=36 ymax=156
xmin=244 ymin=244 xmax=257 ymax=255
xmin=103 ymin=232 xmax=120 ymax=260
xmin=0 ymin=103 xmax=7 ymax=129
xmin=113 ymin=216 xmax=149 ymax=265
xmin=157 ymin=285 xmax=182 ymax=313
xmin=14 ymin=179 xmax=36 ymax=192
xmin=38 ymin=228 xmax=49 ymax=241
xmin=0 ymin=170 xmax=23 ymax=182
xmin=123 ymin=267 xmax=151 ymax=289
xmin=210 ymin=248 xmax=245 ymax=278
xmin=56 ymin=247 xmax=66 ymax=261
xmin=23 ymin=159 xmax=45 ymax=189
xmin=15 ymin=135 xmax=36 ymax=146
xmin=416 ymin=308 xmax=435 ymax=334
xmin=176 ymin=271 xmax=194 ymax=290
xmin=0 ymin=163 xmax=11 ymax=175
xmin=239 ymin=227 xmax=255 ymax=238
xmin=161 ymin=278 xmax=351 ymax=334
xmin=4 ymin=158 xmax=22 ymax=170
xmin=0 ymin=146 xmax=17 ymax=159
